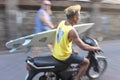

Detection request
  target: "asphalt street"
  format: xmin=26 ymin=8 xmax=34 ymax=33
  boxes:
xmin=0 ymin=40 xmax=120 ymax=80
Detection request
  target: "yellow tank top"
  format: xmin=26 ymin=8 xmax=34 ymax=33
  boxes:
xmin=52 ymin=20 xmax=73 ymax=61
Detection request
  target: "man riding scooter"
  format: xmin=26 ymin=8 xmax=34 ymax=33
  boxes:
xmin=52 ymin=4 xmax=101 ymax=80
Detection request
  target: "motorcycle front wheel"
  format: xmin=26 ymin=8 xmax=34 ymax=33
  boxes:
xmin=86 ymin=58 xmax=107 ymax=79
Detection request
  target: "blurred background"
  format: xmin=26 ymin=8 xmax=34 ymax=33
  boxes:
xmin=0 ymin=1 xmax=120 ymax=80
xmin=0 ymin=0 xmax=120 ymax=50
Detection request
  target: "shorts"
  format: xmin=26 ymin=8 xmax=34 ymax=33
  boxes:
xmin=63 ymin=53 xmax=84 ymax=65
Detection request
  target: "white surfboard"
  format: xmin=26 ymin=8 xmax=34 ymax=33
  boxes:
xmin=6 ymin=23 xmax=94 ymax=52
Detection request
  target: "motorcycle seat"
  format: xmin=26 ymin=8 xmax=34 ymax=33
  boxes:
xmin=28 ymin=55 xmax=66 ymax=68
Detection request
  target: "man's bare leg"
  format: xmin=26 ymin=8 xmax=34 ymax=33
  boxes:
xmin=74 ymin=58 xmax=89 ymax=80
xmin=30 ymin=43 xmax=53 ymax=58
xmin=47 ymin=43 xmax=53 ymax=52
xmin=30 ymin=47 xmax=41 ymax=58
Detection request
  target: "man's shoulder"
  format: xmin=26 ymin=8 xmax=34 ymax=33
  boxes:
xmin=59 ymin=20 xmax=65 ymax=24
xmin=38 ymin=9 xmax=46 ymax=13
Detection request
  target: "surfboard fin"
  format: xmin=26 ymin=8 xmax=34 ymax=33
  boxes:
xmin=22 ymin=39 xmax=32 ymax=46
xmin=9 ymin=47 xmax=17 ymax=53
xmin=9 ymin=44 xmax=21 ymax=53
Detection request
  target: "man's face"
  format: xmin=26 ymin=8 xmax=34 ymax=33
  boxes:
xmin=42 ymin=0 xmax=51 ymax=10
xmin=73 ymin=11 xmax=80 ymax=24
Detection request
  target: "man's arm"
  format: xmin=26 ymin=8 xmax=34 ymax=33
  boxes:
xmin=68 ymin=29 xmax=101 ymax=51
xmin=40 ymin=12 xmax=54 ymax=29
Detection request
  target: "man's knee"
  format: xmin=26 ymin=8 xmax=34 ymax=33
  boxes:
xmin=83 ymin=58 xmax=89 ymax=66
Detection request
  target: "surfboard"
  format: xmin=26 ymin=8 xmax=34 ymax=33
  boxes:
xmin=6 ymin=23 xmax=94 ymax=52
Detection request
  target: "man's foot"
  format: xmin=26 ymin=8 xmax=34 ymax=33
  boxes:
xmin=73 ymin=76 xmax=81 ymax=80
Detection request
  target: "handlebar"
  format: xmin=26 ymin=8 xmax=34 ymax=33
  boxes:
xmin=94 ymin=50 xmax=104 ymax=54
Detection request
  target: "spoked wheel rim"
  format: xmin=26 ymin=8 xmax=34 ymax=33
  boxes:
xmin=87 ymin=58 xmax=107 ymax=79
xmin=88 ymin=67 xmax=100 ymax=78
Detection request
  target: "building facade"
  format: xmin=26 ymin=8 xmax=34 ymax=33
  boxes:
xmin=0 ymin=0 xmax=120 ymax=50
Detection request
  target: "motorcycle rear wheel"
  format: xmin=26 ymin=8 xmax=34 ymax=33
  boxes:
xmin=86 ymin=58 xmax=107 ymax=79
xmin=39 ymin=72 xmax=57 ymax=80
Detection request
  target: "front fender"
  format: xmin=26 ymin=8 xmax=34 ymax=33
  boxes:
xmin=95 ymin=55 xmax=106 ymax=59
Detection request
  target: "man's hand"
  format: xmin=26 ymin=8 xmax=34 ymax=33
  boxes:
xmin=73 ymin=49 xmax=79 ymax=55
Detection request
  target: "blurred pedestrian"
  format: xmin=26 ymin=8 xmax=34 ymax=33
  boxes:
xmin=35 ymin=0 xmax=54 ymax=33
xmin=31 ymin=0 xmax=55 ymax=57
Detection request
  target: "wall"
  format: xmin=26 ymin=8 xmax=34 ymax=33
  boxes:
xmin=0 ymin=10 xmax=6 ymax=50
xmin=0 ymin=9 xmax=120 ymax=50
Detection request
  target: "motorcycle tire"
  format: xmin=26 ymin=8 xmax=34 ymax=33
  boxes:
xmin=39 ymin=75 xmax=47 ymax=80
xmin=86 ymin=58 xmax=107 ymax=79
xmin=39 ymin=72 xmax=57 ymax=80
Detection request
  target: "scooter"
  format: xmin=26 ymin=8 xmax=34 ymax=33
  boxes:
xmin=25 ymin=36 xmax=107 ymax=80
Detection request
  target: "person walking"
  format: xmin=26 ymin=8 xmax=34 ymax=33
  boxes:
xmin=31 ymin=0 xmax=55 ymax=57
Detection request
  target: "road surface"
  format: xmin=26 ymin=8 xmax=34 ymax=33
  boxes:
xmin=0 ymin=40 xmax=120 ymax=80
